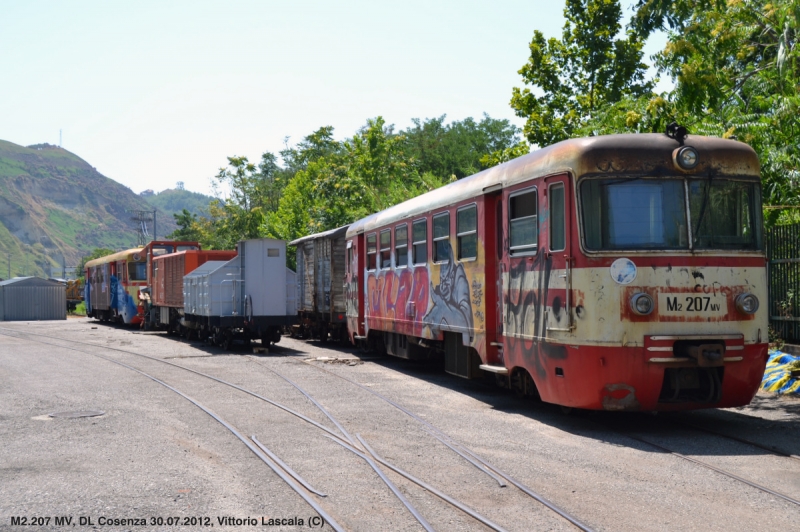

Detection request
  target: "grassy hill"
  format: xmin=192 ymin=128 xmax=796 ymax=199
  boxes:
xmin=142 ymin=188 xmax=214 ymax=217
xmin=0 ymin=140 xmax=177 ymax=278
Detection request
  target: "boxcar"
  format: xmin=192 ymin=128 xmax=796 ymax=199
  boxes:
xmin=182 ymin=238 xmax=297 ymax=348
xmin=345 ymin=131 xmax=769 ymax=411
xmin=289 ymin=225 xmax=349 ymax=342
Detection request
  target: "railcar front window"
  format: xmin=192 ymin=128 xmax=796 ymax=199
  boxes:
xmin=581 ymin=177 xmax=762 ymax=251
xmin=690 ymin=179 xmax=761 ymax=250
xmin=128 ymin=262 xmax=147 ymax=281
xmin=581 ymin=179 xmax=686 ymax=250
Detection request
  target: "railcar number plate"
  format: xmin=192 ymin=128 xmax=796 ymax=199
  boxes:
xmin=658 ymin=294 xmax=728 ymax=315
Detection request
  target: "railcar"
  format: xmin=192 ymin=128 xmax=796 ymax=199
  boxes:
xmin=289 ymin=225 xmax=349 ymax=342
xmin=144 ymin=248 xmax=238 ymax=332
xmin=85 ymin=248 xmax=148 ymax=324
xmin=345 ymin=130 xmax=769 ymax=411
xmin=85 ymin=240 xmax=202 ymax=325
xmin=182 ymin=238 xmax=297 ymax=349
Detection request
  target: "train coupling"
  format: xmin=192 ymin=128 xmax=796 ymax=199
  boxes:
xmin=685 ymin=343 xmax=726 ymax=367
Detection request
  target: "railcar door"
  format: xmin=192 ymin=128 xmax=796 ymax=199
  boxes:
xmin=543 ymin=174 xmax=573 ymax=335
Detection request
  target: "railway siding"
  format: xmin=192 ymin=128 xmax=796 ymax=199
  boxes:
xmin=2 ymin=319 xmax=800 ymax=531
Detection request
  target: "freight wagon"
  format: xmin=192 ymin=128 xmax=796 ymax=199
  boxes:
xmin=289 ymin=225 xmax=349 ymax=342
xmin=144 ymin=248 xmax=238 ymax=332
xmin=182 ymin=238 xmax=297 ymax=349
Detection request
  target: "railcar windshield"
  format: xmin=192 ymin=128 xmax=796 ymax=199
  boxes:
xmin=580 ymin=177 xmax=762 ymax=251
xmin=128 ymin=262 xmax=147 ymax=281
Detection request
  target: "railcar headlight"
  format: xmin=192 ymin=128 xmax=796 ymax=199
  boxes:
xmin=735 ymin=293 xmax=759 ymax=314
xmin=674 ymin=146 xmax=699 ymax=170
xmin=630 ymin=293 xmax=654 ymax=316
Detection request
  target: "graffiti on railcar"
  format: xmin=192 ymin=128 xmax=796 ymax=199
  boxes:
xmin=423 ymin=243 xmax=473 ymax=334
xmin=367 ymin=267 xmax=430 ymax=337
xmin=108 ymin=274 xmax=140 ymax=323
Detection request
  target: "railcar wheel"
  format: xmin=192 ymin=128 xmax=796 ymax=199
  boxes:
xmin=510 ymin=368 xmax=540 ymax=400
xmin=221 ymin=333 xmax=233 ymax=351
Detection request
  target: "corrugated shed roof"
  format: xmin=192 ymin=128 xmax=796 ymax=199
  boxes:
xmin=0 ymin=277 xmax=63 ymax=287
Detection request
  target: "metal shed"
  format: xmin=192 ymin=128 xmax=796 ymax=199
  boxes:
xmin=0 ymin=277 xmax=66 ymax=321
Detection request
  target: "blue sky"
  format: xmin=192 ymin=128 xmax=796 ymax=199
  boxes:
xmin=0 ymin=1 xmax=667 ymax=196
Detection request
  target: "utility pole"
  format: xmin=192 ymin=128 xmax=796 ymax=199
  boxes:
xmin=128 ymin=210 xmax=156 ymax=246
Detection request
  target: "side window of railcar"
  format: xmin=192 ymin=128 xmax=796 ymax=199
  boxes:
xmin=395 ymin=225 xmax=408 ymax=268
xmin=433 ymin=212 xmax=450 ymax=263
xmin=380 ymin=230 xmax=391 ymax=269
xmin=509 ymin=188 xmax=537 ymax=256
xmin=457 ymin=204 xmax=477 ymax=260
xmin=412 ymin=219 xmax=428 ymax=265
xmin=549 ymin=183 xmax=565 ymax=251
xmin=367 ymin=233 xmax=377 ymax=271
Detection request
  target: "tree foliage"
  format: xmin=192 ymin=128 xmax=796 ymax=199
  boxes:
xmin=629 ymin=0 xmax=800 ymax=222
xmin=180 ymin=116 xmax=531 ymax=250
xmin=511 ymin=0 xmax=654 ymax=147
xmin=400 ymin=114 xmax=524 ymax=179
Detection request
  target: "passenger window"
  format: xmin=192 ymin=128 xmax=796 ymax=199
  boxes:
xmin=457 ymin=204 xmax=477 ymax=260
xmin=433 ymin=212 xmax=450 ymax=262
xmin=509 ymin=188 xmax=537 ymax=256
xmin=367 ymin=233 xmax=377 ymax=271
xmin=380 ymin=230 xmax=391 ymax=269
xmin=412 ymin=219 xmax=428 ymax=265
xmin=395 ymin=225 xmax=408 ymax=268
xmin=549 ymin=183 xmax=565 ymax=251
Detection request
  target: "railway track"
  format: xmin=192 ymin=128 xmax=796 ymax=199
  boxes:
xmin=585 ymin=412 xmax=800 ymax=510
xmin=0 ymin=326 xmax=591 ymax=531
xmin=6 ymin=323 xmax=800 ymax=530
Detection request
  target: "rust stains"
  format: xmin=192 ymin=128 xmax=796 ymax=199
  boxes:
xmin=602 ymin=383 xmax=640 ymax=411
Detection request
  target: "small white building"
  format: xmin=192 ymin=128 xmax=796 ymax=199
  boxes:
xmin=0 ymin=277 xmax=66 ymax=321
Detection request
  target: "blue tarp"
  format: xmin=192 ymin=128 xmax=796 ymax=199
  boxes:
xmin=761 ymin=351 xmax=800 ymax=395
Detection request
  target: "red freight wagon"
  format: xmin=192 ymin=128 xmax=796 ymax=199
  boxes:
xmin=145 ymin=249 xmax=237 ymax=332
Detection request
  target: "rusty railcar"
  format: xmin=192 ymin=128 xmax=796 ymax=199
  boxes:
xmin=145 ymin=249 xmax=237 ymax=332
xmin=345 ymin=131 xmax=769 ymax=411
xmin=289 ymin=225 xmax=349 ymax=342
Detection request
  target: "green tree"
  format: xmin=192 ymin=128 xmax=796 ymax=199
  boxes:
xmin=267 ymin=117 xmax=451 ymax=243
xmin=401 ymin=114 xmax=524 ymax=177
xmin=627 ymin=0 xmax=800 ymax=222
xmin=511 ymin=0 xmax=654 ymax=147
xmin=166 ymin=209 xmax=202 ymax=242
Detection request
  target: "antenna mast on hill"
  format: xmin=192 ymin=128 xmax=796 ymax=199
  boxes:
xmin=59 ymin=129 xmax=62 ymax=147
xmin=128 ymin=209 xmax=157 ymax=246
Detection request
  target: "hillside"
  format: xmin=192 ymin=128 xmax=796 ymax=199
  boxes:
xmin=0 ymin=140 xmax=177 ymax=278
xmin=142 ymin=187 xmax=214 ymax=217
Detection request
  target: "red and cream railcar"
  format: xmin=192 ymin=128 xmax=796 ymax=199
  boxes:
xmin=85 ymin=248 xmax=148 ymax=325
xmin=345 ymin=132 xmax=769 ymax=411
